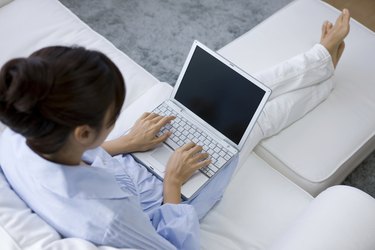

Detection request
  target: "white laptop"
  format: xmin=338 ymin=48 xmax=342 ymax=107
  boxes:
xmin=132 ymin=40 xmax=271 ymax=200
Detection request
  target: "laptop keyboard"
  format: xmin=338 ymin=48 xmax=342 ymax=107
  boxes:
xmin=154 ymin=102 xmax=234 ymax=178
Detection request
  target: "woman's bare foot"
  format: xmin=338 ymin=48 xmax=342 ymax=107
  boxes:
xmin=320 ymin=9 xmax=350 ymax=68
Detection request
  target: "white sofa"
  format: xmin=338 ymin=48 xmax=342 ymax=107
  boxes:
xmin=0 ymin=0 xmax=375 ymax=249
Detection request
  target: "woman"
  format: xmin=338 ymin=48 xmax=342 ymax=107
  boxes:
xmin=0 ymin=10 xmax=350 ymax=250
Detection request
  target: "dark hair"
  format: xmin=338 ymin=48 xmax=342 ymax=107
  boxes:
xmin=0 ymin=46 xmax=125 ymax=154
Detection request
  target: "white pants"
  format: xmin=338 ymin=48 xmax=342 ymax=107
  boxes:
xmin=239 ymin=43 xmax=335 ymax=166
xmin=189 ymin=44 xmax=335 ymax=219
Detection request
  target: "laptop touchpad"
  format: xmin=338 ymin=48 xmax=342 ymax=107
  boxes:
xmin=151 ymin=145 xmax=173 ymax=172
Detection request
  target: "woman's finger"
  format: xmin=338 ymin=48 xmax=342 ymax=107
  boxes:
xmin=150 ymin=114 xmax=164 ymax=122
xmin=154 ymin=131 xmax=172 ymax=144
xmin=194 ymin=159 xmax=211 ymax=170
xmin=154 ymin=115 xmax=175 ymax=130
xmin=146 ymin=112 xmax=159 ymax=120
xmin=137 ymin=112 xmax=151 ymax=121
xmin=179 ymin=141 xmax=196 ymax=151
xmin=187 ymin=144 xmax=203 ymax=156
xmin=193 ymin=152 xmax=209 ymax=162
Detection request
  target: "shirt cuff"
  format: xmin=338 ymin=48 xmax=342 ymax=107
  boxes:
xmin=151 ymin=203 xmax=200 ymax=250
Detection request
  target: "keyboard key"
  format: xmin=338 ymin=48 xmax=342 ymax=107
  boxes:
xmin=215 ymin=157 xmax=226 ymax=168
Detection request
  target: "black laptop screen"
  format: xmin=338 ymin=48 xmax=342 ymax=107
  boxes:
xmin=174 ymin=46 xmax=266 ymax=145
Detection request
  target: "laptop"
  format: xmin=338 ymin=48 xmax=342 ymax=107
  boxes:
xmin=132 ymin=40 xmax=271 ymax=200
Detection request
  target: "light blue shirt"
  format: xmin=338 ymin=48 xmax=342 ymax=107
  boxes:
xmin=0 ymin=129 xmax=238 ymax=249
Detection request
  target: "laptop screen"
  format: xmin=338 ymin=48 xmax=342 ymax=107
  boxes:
xmin=174 ymin=45 xmax=267 ymax=145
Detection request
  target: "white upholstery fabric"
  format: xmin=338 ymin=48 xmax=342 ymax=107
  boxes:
xmin=270 ymin=186 xmax=375 ymax=250
xmin=0 ymin=0 xmax=159 ymax=109
xmin=219 ymin=0 xmax=375 ymax=196
xmin=200 ymin=153 xmax=312 ymax=250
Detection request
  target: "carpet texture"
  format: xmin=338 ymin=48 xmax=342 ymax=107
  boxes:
xmin=59 ymin=0 xmax=292 ymax=83
xmin=59 ymin=0 xmax=375 ymax=197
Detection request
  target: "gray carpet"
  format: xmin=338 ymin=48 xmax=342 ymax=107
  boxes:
xmin=59 ymin=0 xmax=375 ymax=197
xmin=59 ymin=0 xmax=293 ymax=83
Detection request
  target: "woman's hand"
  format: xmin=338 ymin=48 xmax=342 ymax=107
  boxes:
xmin=126 ymin=112 xmax=175 ymax=152
xmin=163 ymin=142 xmax=211 ymax=204
xmin=102 ymin=112 xmax=174 ymax=155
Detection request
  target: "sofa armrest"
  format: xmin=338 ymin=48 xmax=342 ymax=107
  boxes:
xmin=270 ymin=185 xmax=375 ymax=250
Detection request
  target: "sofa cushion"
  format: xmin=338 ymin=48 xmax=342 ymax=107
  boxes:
xmin=0 ymin=0 xmax=159 ymax=109
xmin=218 ymin=0 xmax=375 ymax=195
xmin=200 ymin=152 xmax=312 ymax=249
xmin=0 ymin=169 xmax=60 ymax=249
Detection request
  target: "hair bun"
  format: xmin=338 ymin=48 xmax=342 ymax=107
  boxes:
xmin=1 ymin=57 xmax=54 ymax=112
xmin=0 ymin=57 xmax=55 ymax=137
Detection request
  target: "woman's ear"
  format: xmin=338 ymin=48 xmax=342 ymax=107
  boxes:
xmin=73 ymin=125 xmax=97 ymax=147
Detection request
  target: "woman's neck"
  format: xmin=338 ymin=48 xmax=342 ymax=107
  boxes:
xmin=41 ymin=143 xmax=84 ymax=166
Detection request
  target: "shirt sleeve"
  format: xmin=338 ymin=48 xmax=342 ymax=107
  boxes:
xmin=102 ymin=196 xmax=176 ymax=250
xmin=150 ymin=203 xmax=200 ymax=250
